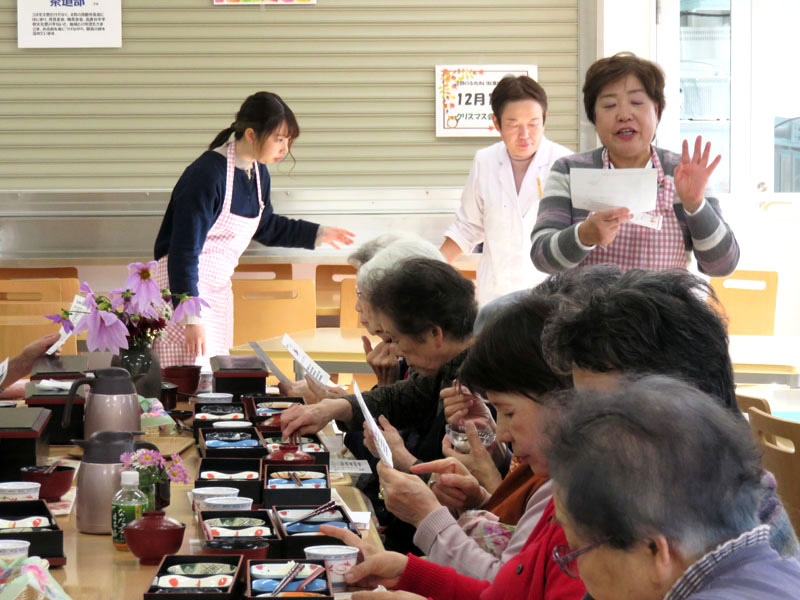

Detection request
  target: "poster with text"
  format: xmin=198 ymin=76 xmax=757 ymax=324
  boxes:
xmin=17 ymin=0 xmax=121 ymax=48
xmin=435 ymin=65 xmax=538 ymax=137
xmin=214 ymin=0 xmax=316 ymax=5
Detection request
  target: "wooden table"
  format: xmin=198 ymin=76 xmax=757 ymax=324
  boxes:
xmin=230 ymin=328 xmax=380 ymax=380
xmin=49 ymin=441 xmax=382 ymax=599
xmin=729 ymin=335 xmax=800 ymax=386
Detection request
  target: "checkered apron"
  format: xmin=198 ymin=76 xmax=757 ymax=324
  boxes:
xmin=154 ymin=141 xmax=263 ymax=368
xmin=580 ymin=147 xmax=687 ymax=271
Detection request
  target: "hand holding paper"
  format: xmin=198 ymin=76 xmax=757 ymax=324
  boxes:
xmin=571 ymin=168 xmax=662 ymax=232
xmin=353 ymin=381 xmax=393 ymax=468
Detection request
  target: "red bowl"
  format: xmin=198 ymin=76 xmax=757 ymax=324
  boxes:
xmin=20 ymin=466 xmax=75 ymax=502
xmin=162 ymin=365 xmax=201 ymax=395
xmin=124 ymin=511 xmax=186 ymax=565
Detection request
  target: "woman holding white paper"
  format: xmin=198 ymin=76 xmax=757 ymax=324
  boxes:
xmin=531 ymin=52 xmax=739 ymax=275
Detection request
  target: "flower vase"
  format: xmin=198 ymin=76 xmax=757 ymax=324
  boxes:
xmin=155 ymin=480 xmax=171 ymax=510
xmin=139 ymin=483 xmax=156 ymax=512
xmin=113 ymin=345 xmax=162 ymax=399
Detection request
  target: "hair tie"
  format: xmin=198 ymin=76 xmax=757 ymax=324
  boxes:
xmin=230 ymin=121 xmax=238 ymax=132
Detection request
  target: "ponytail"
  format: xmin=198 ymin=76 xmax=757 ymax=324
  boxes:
xmin=208 ymin=123 xmax=238 ymax=151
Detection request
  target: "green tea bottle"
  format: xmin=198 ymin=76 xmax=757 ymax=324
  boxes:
xmin=111 ymin=470 xmax=147 ymax=551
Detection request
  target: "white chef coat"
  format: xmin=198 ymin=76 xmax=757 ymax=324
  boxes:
xmin=444 ymin=138 xmax=573 ymax=306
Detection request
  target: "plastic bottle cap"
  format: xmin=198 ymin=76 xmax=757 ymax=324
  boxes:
xmin=120 ymin=470 xmax=140 ymax=486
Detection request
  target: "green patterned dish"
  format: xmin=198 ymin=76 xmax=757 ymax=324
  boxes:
xmin=204 ymin=517 xmax=266 ymax=528
xmin=165 ymin=562 xmax=237 ymax=576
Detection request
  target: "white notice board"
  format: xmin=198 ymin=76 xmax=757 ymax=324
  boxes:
xmin=17 ymin=0 xmax=122 ymax=49
xmin=435 ymin=64 xmax=538 ymax=137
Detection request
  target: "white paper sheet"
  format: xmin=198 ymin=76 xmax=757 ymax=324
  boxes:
xmin=248 ymin=341 xmax=291 ymax=385
xmin=281 ymin=334 xmax=331 ymax=387
xmin=570 ymin=168 xmax=658 ymax=214
xmin=46 ymin=294 xmax=90 ymax=355
xmin=330 ymin=458 xmax=373 ymax=474
xmin=353 ymin=381 xmax=393 ymax=468
xmin=0 ymin=358 xmax=7 ymax=388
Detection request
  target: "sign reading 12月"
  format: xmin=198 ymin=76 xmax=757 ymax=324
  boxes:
xmin=435 ymin=64 xmax=538 ymax=138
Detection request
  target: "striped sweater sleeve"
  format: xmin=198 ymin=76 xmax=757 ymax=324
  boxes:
xmin=682 ymin=194 xmax=740 ymax=276
xmin=530 ymin=158 xmax=592 ymax=273
xmin=659 ymin=148 xmax=740 ymax=276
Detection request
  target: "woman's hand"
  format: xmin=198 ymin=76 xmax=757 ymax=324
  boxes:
xmin=577 ymin=208 xmax=632 ymax=248
xmin=280 ymin=401 xmax=336 ymax=439
xmin=412 ymin=456 xmax=490 ymax=513
xmin=442 ymin=422 xmax=504 ymax=493
xmin=363 ymin=416 xmax=417 ymax=473
xmin=441 ymin=383 xmax=493 ymax=427
xmin=316 ymin=226 xmax=356 ymax=249
xmin=378 ymin=462 xmax=442 ymax=528
xmin=184 ymin=323 xmax=206 ymax=357
xmin=319 ymin=524 xmax=408 ymax=589
xmin=278 ymin=376 xmax=347 ymax=405
xmin=674 ymin=135 xmax=721 ymax=212
xmin=363 ymin=337 xmax=401 ymax=386
xmin=3 ymin=333 xmax=61 ymax=388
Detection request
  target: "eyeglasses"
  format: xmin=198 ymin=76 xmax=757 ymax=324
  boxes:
xmin=552 ymin=541 xmax=604 ymax=578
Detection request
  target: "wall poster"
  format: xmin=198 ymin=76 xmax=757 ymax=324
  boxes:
xmin=17 ymin=0 xmax=122 ymax=49
xmin=214 ymin=0 xmax=316 ymax=4
xmin=435 ymin=64 xmax=539 ymax=137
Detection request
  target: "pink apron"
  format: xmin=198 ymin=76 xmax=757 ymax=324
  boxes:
xmin=154 ymin=141 xmax=263 ymax=368
xmin=580 ymin=146 xmax=686 ymax=271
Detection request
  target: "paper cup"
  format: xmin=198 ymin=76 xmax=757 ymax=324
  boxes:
xmin=304 ymin=545 xmax=359 ymax=590
xmin=201 ymin=496 xmax=253 ymax=511
xmin=0 ymin=540 xmax=30 ymax=560
xmin=190 ymin=486 xmax=239 ymax=511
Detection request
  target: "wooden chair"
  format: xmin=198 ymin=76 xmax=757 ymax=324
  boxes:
xmin=747 ymin=408 xmax=800 ymax=533
xmin=339 ymin=278 xmax=361 ymax=329
xmin=232 ymin=279 xmax=316 ymax=345
xmin=315 ymin=265 xmax=357 ymax=318
xmin=709 ymin=270 xmax=778 ymax=336
xmin=0 ymin=278 xmax=80 ymax=303
xmin=0 ymin=301 xmax=72 ymax=317
xmin=0 ymin=316 xmax=77 ymax=360
xmin=232 ymin=263 xmax=293 ymax=280
xmin=232 ymin=279 xmax=316 ymax=383
xmin=737 ymin=393 xmax=771 ymax=416
xmin=0 ymin=267 xmax=79 ymax=279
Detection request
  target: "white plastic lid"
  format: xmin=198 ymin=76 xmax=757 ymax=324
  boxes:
xmin=121 ymin=470 xmax=140 ymax=486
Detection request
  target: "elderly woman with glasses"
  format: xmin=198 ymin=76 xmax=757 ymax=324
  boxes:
xmin=549 ymin=376 xmax=800 ymax=600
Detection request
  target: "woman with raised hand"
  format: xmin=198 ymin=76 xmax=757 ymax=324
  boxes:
xmin=531 ymin=52 xmax=739 ymax=276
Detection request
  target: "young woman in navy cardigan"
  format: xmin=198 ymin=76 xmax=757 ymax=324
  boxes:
xmin=153 ymin=91 xmax=354 ymax=368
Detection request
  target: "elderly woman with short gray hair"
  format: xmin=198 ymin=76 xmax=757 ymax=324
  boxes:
xmin=549 ymin=375 xmax=800 ymax=600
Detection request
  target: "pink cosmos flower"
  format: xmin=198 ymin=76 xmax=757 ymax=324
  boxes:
xmin=45 ymin=311 xmax=74 ymax=334
xmin=74 ymin=298 xmax=130 ymax=353
xmin=171 ymin=296 xmax=210 ymax=324
xmin=79 ymin=281 xmax=95 ymax=305
xmin=136 ymin=450 xmax=157 ymax=466
xmin=120 ymin=452 xmax=135 ymax=470
xmin=109 ymin=288 xmax=132 ymax=311
xmin=126 ymin=261 xmax=162 ymax=317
